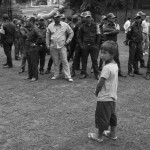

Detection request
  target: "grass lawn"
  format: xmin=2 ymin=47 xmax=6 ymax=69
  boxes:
xmin=0 ymin=33 xmax=149 ymax=150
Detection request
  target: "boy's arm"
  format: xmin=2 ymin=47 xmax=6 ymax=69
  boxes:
xmin=95 ymin=77 xmax=106 ymax=97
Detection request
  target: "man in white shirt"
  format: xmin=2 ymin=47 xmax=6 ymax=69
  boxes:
xmin=123 ymin=17 xmax=131 ymax=34
xmin=46 ymin=11 xmax=74 ymax=82
xmin=136 ymin=11 xmax=147 ymax=68
xmin=123 ymin=17 xmax=131 ymax=46
xmin=142 ymin=16 xmax=149 ymax=55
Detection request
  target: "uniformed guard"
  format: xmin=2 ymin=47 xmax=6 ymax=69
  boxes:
xmin=103 ymin=13 xmax=126 ymax=77
xmin=127 ymin=14 xmax=143 ymax=77
xmin=25 ymin=17 xmax=42 ymax=82
xmin=19 ymin=18 xmax=29 ymax=74
xmin=71 ymin=12 xmax=86 ymax=77
xmin=1 ymin=14 xmax=16 ymax=68
xmin=67 ymin=14 xmax=79 ymax=62
xmin=77 ymin=11 xmax=100 ymax=80
xmin=38 ymin=17 xmax=47 ymax=75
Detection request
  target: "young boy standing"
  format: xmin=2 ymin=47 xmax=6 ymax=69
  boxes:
xmin=88 ymin=41 xmax=118 ymax=142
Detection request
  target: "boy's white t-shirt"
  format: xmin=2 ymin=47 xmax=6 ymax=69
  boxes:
xmin=97 ymin=63 xmax=118 ymax=102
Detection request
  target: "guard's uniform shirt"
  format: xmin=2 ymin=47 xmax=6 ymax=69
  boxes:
xmin=26 ymin=26 xmax=42 ymax=48
xmin=78 ymin=22 xmax=100 ymax=46
xmin=38 ymin=26 xmax=46 ymax=45
xmin=127 ymin=22 xmax=143 ymax=43
xmin=103 ymin=22 xmax=118 ymax=42
xmin=3 ymin=22 xmax=16 ymax=45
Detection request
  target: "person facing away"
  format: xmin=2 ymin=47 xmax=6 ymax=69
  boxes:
xmin=127 ymin=14 xmax=143 ymax=77
xmin=88 ymin=40 xmax=118 ymax=142
xmin=1 ymin=14 xmax=16 ymax=68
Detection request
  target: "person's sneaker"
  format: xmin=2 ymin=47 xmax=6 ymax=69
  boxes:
xmin=134 ymin=71 xmax=143 ymax=75
xmin=40 ymin=70 xmax=44 ymax=75
xmin=19 ymin=69 xmax=25 ymax=74
xmin=24 ymin=77 xmax=31 ymax=80
xmin=3 ymin=65 xmax=12 ymax=68
xmin=45 ymin=70 xmax=50 ymax=74
xmin=91 ymin=68 xmax=94 ymax=73
xmin=118 ymin=72 xmax=127 ymax=77
xmin=3 ymin=63 xmax=8 ymax=66
xmin=143 ymin=52 xmax=146 ymax=56
xmin=30 ymin=78 xmax=37 ymax=82
xmin=95 ymin=74 xmax=100 ymax=80
xmin=51 ymin=76 xmax=58 ymax=80
xmin=145 ymin=52 xmax=148 ymax=55
xmin=128 ymin=72 xmax=135 ymax=77
xmin=66 ymin=78 xmax=73 ymax=82
xmin=79 ymin=74 xmax=87 ymax=79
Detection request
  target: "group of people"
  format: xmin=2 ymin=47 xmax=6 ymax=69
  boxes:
xmin=0 ymin=10 xmax=150 ymax=82
xmin=0 ymin=9 xmax=150 ymax=142
xmin=123 ymin=11 xmax=150 ymax=79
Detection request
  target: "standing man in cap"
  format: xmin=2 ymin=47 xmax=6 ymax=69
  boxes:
xmin=78 ymin=11 xmax=100 ymax=80
xmin=25 ymin=17 xmax=43 ymax=82
xmin=137 ymin=11 xmax=147 ymax=68
xmin=71 ymin=12 xmax=86 ymax=77
xmin=103 ymin=13 xmax=126 ymax=77
xmin=46 ymin=11 xmax=74 ymax=82
xmin=37 ymin=17 xmax=47 ymax=75
xmin=67 ymin=14 xmax=79 ymax=62
xmin=1 ymin=14 xmax=16 ymax=68
xmin=127 ymin=15 xmax=143 ymax=77
xmin=98 ymin=15 xmax=107 ymax=71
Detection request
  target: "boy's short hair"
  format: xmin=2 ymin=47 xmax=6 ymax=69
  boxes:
xmin=101 ymin=41 xmax=118 ymax=56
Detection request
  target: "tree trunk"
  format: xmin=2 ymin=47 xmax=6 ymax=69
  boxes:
xmin=134 ymin=0 xmax=139 ymax=9
xmin=130 ymin=0 xmax=133 ymax=20
xmin=124 ymin=0 xmax=128 ymax=22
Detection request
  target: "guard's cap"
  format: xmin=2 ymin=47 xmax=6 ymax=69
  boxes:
xmin=54 ymin=11 xmax=61 ymax=18
xmin=84 ymin=11 xmax=92 ymax=18
xmin=134 ymin=14 xmax=142 ymax=19
xmin=137 ymin=11 xmax=146 ymax=16
xmin=107 ymin=13 xmax=116 ymax=19
xmin=60 ymin=14 xmax=66 ymax=19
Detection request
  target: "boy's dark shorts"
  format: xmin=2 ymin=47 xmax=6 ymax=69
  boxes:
xmin=95 ymin=101 xmax=117 ymax=131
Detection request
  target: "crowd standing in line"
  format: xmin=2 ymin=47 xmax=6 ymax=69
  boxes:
xmin=0 ymin=10 xmax=150 ymax=81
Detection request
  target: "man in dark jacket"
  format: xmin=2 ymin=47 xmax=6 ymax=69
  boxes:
xmin=38 ymin=17 xmax=47 ymax=75
xmin=103 ymin=13 xmax=126 ymax=77
xmin=127 ymin=15 xmax=143 ymax=77
xmin=71 ymin=13 xmax=85 ymax=77
xmin=1 ymin=14 xmax=16 ymax=68
xmin=77 ymin=11 xmax=100 ymax=80
xmin=25 ymin=17 xmax=42 ymax=82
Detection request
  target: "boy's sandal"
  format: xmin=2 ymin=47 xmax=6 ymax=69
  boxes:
xmin=88 ymin=132 xmax=103 ymax=143
xmin=103 ymin=130 xmax=118 ymax=140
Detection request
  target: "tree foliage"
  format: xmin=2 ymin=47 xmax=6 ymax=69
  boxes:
xmin=68 ymin=0 xmax=140 ymax=13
